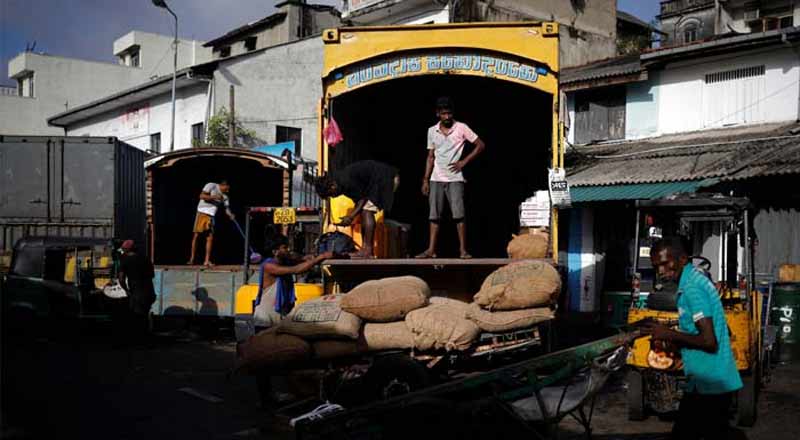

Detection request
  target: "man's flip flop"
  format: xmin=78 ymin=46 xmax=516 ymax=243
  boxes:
xmin=415 ymin=252 xmax=437 ymax=259
xmin=460 ymin=253 xmax=473 ymax=260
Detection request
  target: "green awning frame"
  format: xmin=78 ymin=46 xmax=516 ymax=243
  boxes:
xmin=570 ymin=179 xmax=718 ymax=203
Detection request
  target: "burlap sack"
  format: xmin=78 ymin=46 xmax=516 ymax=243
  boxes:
xmin=312 ymin=340 xmax=363 ymax=359
xmin=405 ymin=299 xmax=480 ymax=352
xmin=236 ymin=328 xmax=311 ymax=373
xmin=429 ymin=296 xmax=471 ymax=317
xmin=507 ymin=232 xmax=549 ymax=259
xmin=363 ymin=322 xmax=415 ymax=351
xmin=474 ymin=261 xmax=561 ymax=311
xmin=466 ymin=303 xmax=554 ymax=333
xmin=278 ymin=294 xmax=362 ymax=339
xmin=341 ymin=276 xmax=430 ymax=322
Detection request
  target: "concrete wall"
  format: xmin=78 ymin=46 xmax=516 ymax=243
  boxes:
xmin=1 ymin=53 xmax=154 ymax=135
xmin=2 ymin=31 xmax=209 ymax=136
xmin=66 ymin=83 xmax=210 ymax=153
xmin=625 ymin=72 xmax=660 ymax=139
xmin=656 ymin=47 xmax=799 ymax=135
xmin=213 ymin=37 xmax=323 ymax=160
xmin=468 ymin=0 xmax=617 ymax=68
xmin=113 ymin=31 xmax=212 ymax=77
xmin=660 ymin=6 xmax=716 ymax=45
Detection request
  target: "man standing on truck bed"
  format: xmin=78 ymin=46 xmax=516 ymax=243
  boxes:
xmin=315 ymin=160 xmax=400 ymax=258
xmin=188 ymin=180 xmax=234 ymax=266
xmin=417 ymin=97 xmax=485 ymax=259
xmin=644 ymin=237 xmax=743 ymax=439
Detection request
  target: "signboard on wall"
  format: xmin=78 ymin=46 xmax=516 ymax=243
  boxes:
xmin=121 ymin=104 xmax=150 ymax=137
xmin=548 ymin=168 xmax=572 ymax=208
xmin=342 ymin=53 xmax=549 ymax=90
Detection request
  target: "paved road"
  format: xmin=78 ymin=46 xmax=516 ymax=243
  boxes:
xmin=1 ymin=329 xmax=291 ymax=440
xmin=3 ymin=328 xmax=799 ymax=439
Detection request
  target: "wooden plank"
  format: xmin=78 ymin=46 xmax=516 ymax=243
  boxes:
xmin=322 ymin=258 xmax=526 ymax=267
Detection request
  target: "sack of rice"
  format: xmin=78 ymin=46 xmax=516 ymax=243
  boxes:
xmin=312 ymin=339 xmax=363 ymax=359
xmin=363 ymin=322 xmax=415 ymax=351
xmin=405 ymin=299 xmax=480 ymax=352
xmin=278 ymin=294 xmax=362 ymax=340
xmin=474 ymin=261 xmax=561 ymax=311
xmin=507 ymin=232 xmax=549 ymax=260
xmin=429 ymin=296 xmax=471 ymax=317
xmin=466 ymin=303 xmax=554 ymax=333
xmin=341 ymin=276 xmax=430 ymax=322
xmin=235 ymin=328 xmax=311 ymax=373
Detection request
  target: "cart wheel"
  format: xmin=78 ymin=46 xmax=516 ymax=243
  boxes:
xmin=737 ymin=372 xmax=758 ymax=427
xmin=627 ymin=369 xmax=646 ymax=421
xmin=365 ymin=353 xmax=432 ymax=400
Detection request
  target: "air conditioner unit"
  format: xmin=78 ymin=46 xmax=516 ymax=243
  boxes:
xmin=743 ymin=9 xmax=760 ymax=21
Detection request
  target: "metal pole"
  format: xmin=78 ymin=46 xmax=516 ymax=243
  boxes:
xmin=229 ymin=85 xmax=235 ymax=148
xmin=167 ymin=6 xmax=178 ymax=152
xmin=244 ymin=208 xmax=251 ymax=285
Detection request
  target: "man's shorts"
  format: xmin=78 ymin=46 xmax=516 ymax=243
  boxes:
xmin=363 ymin=175 xmax=400 ymax=213
xmin=193 ymin=212 xmax=215 ymax=233
xmin=429 ymin=181 xmax=465 ymax=221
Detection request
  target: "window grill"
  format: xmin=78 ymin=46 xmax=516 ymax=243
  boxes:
xmin=705 ymin=65 xmax=765 ymax=84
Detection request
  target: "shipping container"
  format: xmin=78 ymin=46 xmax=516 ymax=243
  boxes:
xmin=0 ymin=136 xmax=146 ymax=259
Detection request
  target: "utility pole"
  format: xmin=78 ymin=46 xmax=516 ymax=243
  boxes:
xmin=229 ymin=85 xmax=235 ymax=148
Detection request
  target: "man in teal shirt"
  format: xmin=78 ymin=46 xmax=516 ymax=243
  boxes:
xmin=645 ymin=237 xmax=742 ymax=439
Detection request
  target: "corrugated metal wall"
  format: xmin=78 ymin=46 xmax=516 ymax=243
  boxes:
xmin=114 ymin=141 xmax=146 ymax=245
xmin=754 ymin=207 xmax=800 ymax=275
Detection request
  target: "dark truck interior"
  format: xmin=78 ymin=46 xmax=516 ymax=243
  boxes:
xmin=329 ymin=74 xmax=553 ymax=258
xmin=151 ymin=155 xmax=284 ymax=266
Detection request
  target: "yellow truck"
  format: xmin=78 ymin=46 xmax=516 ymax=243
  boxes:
xmin=316 ymin=21 xmax=565 ymax=299
xmin=234 ymin=21 xmax=566 ymax=320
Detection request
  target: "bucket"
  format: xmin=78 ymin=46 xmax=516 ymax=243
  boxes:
xmin=771 ymin=282 xmax=800 ymax=363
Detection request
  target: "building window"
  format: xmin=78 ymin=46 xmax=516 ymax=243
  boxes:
xmin=276 ymin=125 xmax=302 ymax=156
xmin=573 ymin=86 xmax=626 ymax=145
xmin=16 ymin=73 xmax=34 ymax=98
xmin=191 ymin=123 xmax=205 ymax=147
xmin=130 ymin=48 xmax=140 ymax=68
xmin=683 ymin=25 xmax=698 ymax=43
xmin=150 ymin=133 xmax=161 ymax=154
xmin=219 ymin=46 xmax=231 ymax=58
xmin=780 ymin=15 xmax=794 ymax=28
xmin=245 ymin=36 xmax=257 ymax=51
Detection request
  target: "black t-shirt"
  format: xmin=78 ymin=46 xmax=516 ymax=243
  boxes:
xmin=119 ymin=253 xmax=155 ymax=299
xmin=334 ymin=160 xmax=398 ymax=212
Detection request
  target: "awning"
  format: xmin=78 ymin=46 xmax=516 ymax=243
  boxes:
xmin=570 ymin=179 xmax=718 ymax=203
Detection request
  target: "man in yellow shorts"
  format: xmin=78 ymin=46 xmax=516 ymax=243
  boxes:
xmin=189 ymin=180 xmax=234 ymax=266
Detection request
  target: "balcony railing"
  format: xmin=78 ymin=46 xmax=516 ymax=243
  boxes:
xmin=661 ymin=0 xmax=715 ymax=16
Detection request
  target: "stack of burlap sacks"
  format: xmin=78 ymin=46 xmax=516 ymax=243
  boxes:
xmin=237 ymin=233 xmax=560 ymax=373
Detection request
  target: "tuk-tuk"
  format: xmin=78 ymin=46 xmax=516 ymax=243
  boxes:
xmin=2 ymin=237 xmax=117 ymax=327
xmin=625 ymin=195 xmax=766 ymax=427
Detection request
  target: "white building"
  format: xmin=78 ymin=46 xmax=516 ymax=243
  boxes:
xmin=1 ymin=31 xmax=212 ymax=136
xmin=48 ymin=36 xmax=324 ymax=159
xmin=559 ymin=26 xmax=800 ymax=312
xmin=47 ymin=2 xmax=337 ymax=159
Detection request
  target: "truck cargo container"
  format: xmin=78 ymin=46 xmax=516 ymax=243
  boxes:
xmin=316 ymin=22 xmax=565 ymax=300
xmin=0 ymin=135 xmax=146 ymax=270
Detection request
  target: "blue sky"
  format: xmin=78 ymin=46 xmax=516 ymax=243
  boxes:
xmin=0 ymin=1 xmax=661 ymax=87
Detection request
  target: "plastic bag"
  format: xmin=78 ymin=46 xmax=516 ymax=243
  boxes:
xmin=103 ymin=280 xmax=128 ymax=299
xmin=323 ymin=117 xmax=343 ymax=147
